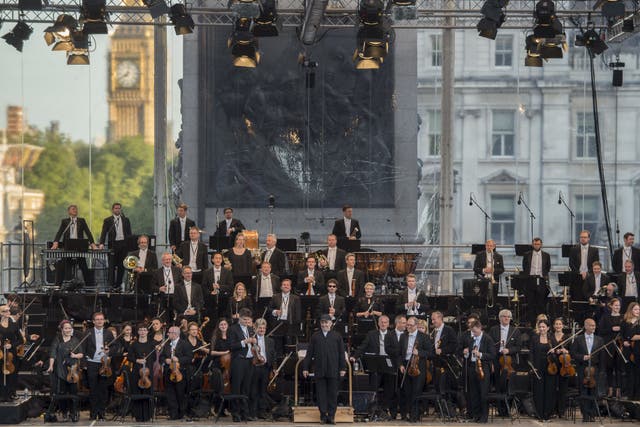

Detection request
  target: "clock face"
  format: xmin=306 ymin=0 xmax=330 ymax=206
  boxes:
xmin=116 ymin=60 xmax=140 ymax=88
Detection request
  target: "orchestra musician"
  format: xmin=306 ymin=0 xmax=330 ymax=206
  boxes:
xmin=127 ymin=322 xmax=156 ymax=422
xmin=397 ymin=316 xmax=434 ymax=423
xmin=354 ymin=283 xmax=383 ymax=326
xmin=430 ymin=311 xmax=458 ymax=399
xmin=302 ymin=314 xmax=347 ymax=425
xmin=570 ymin=318 xmax=603 ymax=422
xmin=597 ymin=298 xmax=624 ymax=398
xmin=297 ymin=256 xmax=326 ymax=295
xmin=522 ymin=238 xmax=551 ymax=323
xmin=228 ymin=282 xmax=253 ymax=323
xmin=227 ymin=233 xmax=254 ymax=280
xmin=488 ymin=308 xmax=521 ymax=411
xmin=462 ymin=319 xmax=495 ymax=424
xmin=317 ymin=279 xmax=346 ymax=321
xmin=82 ymin=312 xmax=118 ymax=421
xmin=617 ymin=259 xmax=640 ymax=300
xmin=176 ymin=227 xmax=209 ymax=284
xmin=473 ymin=239 xmax=504 ymax=299
xmin=0 ymin=304 xmax=22 ymax=402
xmin=168 ymin=203 xmax=196 ymax=252
xmin=337 ymin=253 xmax=365 ymax=298
xmin=128 ymin=234 xmax=158 ymax=273
xmin=47 ymin=320 xmax=83 ymax=422
xmin=269 ymin=278 xmax=302 ymax=357
xmin=249 ymin=318 xmax=276 ymax=420
xmin=252 ymin=261 xmax=280 ymax=304
xmin=318 ymin=234 xmax=347 ymax=280
xmin=202 ymin=252 xmax=234 ymax=296
xmin=174 ymin=266 xmax=205 ymax=323
xmin=352 ymin=315 xmax=398 ymax=419
xmin=162 ymin=325 xmax=191 ymax=420
xmin=612 ymin=232 xmax=640 ymax=273
xmin=228 ymin=308 xmax=256 ymax=422
xmin=214 ymin=207 xmax=245 ymax=245
xmin=98 ymin=202 xmax=133 ymax=290
xmin=621 ymin=302 xmax=640 ymax=400
xmin=583 ymin=261 xmax=609 ymax=301
xmin=51 ymin=204 xmax=97 ymax=287
xmin=550 ymin=317 xmax=570 ymax=418
xmin=260 ymin=234 xmax=286 ymax=278
xmin=396 ymin=274 xmax=429 ymax=317
xmin=152 ymin=253 xmax=182 ymax=322
xmin=569 ymin=230 xmax=599 ymax=280
xmin=530 ymin=319 xmax=556 ymax=421
xmin=332 ymin=204 xmax=362 ymax=240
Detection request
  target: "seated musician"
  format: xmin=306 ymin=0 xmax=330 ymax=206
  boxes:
xmin=316 ymin=279 xmax=345 ymax=321
xmin=46 ymin=320 xmax=83 ymax=422
xmin=51 ymin=204 xmax=97 ymax=287
xmin=430 ymin=311 xmax=458 ymax=399
xmin=297 ymin=255 xmax=325 ymax=295
xmin=260 ymin=234 xmax=286 ymax=278
xmin=176 ymin=227 xmax=209 ymax=284
xmin=396 ymin=274 xmax=429 ymax=316
xmin=127 ymin=235 xmax=157 ymax=291
xmin=268 ymin=278 xmax=302 ymax=356
xmin=488 ymin=309 xmax=521 ymax=415
xmin=522 ymin=237 xmax=551 ymax=323
xmin=249 ymin=318 xmax=276 ymax=420
xmin=127 ymin=322 xmax=156 ymax=422
xmin=152 ymin=253 xmax=183 ymax=322
xmin=570 ymin=318 xmax=603 ymax=422
xmin=168 ymin=203 xmax=196 ymax=252
xmin=252 ymin=261 xmax=280 ymax=313
xmin=162 ymin=325 xmax=191 ymax=420
xmin=583 ymin=261 xmax=609 ymax=301
xmin=462 ymin=319 xmax=495 ymax=423
xmin=227 ymin=282 xmax=253 ymax=323
xmin=174 ymin=266 xmax=204 ymax=323
xmin=397 ymin=316 xmax=433 ymax=423
xmin=617 ymin=259 xmax=640 ymax=300
xmin=354 ymin=283 xmax=383 ymax=329
xmin=317 ymin=234 xmax=347 ymax=280
xmin=352 ymin=315 xmax=398 ymax=419
xmin=337 ymin=253 xmax=365 ymax=298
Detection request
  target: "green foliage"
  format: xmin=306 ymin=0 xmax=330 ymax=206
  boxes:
xmin=24 ymin=132 xmax=155 ymax=240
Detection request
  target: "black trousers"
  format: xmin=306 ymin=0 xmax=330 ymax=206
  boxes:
xmin=557 ymin=375 xmax=569 ymax=417
xmin=467 ymin=362 xmax=490 ymax=422
xmin=250 ymin=365 xmax=270 ymax=416
xmin=86 ymin=361 xmax=109 ymax=417
xmin=55 ymin=258 xmax=93 ymax=286
xmin=314 ymin=376 xmax=339 ymax=419
xmin=369 ymin=372 xmax=396 ymax=411
xmin=109 ymin=240 xmax=128 ymax=288
xmin=164 ymin=370 xmax=187 ymax=419
xmin=577 ymin=370 xmax=598 ymax=419
xmin=533 ymin=372 xmax=556 ymax=420
xmin=400 ymin=362 xmax=426 ymax=420
xmin=230 ymin=357 xmax=253 ymax=418
xmin=603 ymin=350 xmax=624 ymax=390
xmin=53 ymin=376 xmax=78 ymax=415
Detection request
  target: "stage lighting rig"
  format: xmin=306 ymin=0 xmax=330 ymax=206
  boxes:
xmin=601 ymin=0 xmax=625 ymax=27
xmin=3 ymin=20 xmax=33 ymax=52
xmin=476 ymin=0 xmax=508 ymax=40
xmin=575 ymin=28 xmax=608 ymax=56
xmin=229 ymin=0 xmax=261 ymax=19
xmin=44 ymin=15 xmax=78 ymax=50
xmin=252 ymin=0 xmax=280 ymax=37
xmin=143 ymin=0 xmax=169 ymax=19
xmin=81 ymin=0 xmax=108 ymax=34
xmin=228 ymin=17 xmax=260 ymax=67
xmin=353 ymin=0 xmax=390 ymax=69
xmin=67 ymin=31 xmax=90 ymax=65
xmin=170 ymin=3 xmax=195 ymax=35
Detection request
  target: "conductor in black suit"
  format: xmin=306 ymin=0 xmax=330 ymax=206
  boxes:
xmin=522 ymin=238 xmax=552 ymax=323
xmin=462 ymin=320 xmax=496 ymax=423
xmin=260 ymin=233 xmax=287 ymax=277
xmin=612 ymin=232 xmax=640 ymax=273
xmin=214 ymin=207 xmax=245 ymax=249
xmin=317 ymin=279 xmax=346 ymax=321
xmin=98 ymin=202 xmax=133 ymax=289
xmin=336 ymin=253 xmax=366 ymax=298
xmin=332 ymin=204 xmax=362 ymax=240
xmin=51 ymin=204 xmax=97 ymax=286
xmin=569 ymin=230 xmax=600 ymax=280
xmin=570 ymin=318 xmax=603 ymax=422
xmin=302 ymin=314 xmax=347 ymax=425
xmin=168 ymin=203 xmax=196 ymax=252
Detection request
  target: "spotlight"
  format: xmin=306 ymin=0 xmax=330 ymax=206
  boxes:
xmin=230 ymin=0 xmax=261 ymax=19
xmin=228 ymin=18 xmax=260 ymax=67
xmin=81 ymin=0 xmax=108 ymax=34
xmin=602 ymin=0 xmax=624 ymax=22
xmin=577 ymin=29 xmax=608 ymax=56
xmin=477 ymin=0 xmax=508 ymax=39
xmin=170 ymin=4 xmax=195 ymax=35
xmin=18 ymin=0 xmax=42 ymax=10
xmin=359 ymin=0 xmax=384 ymax=25
xmin=622 ymin=18 xmax=634 ymax=32
xmin=252 ymin=0 xmax=280 ymax=37
xmin=44 ymin=14 xmax=78 ymax=48
xmin=610 ymin=60 xmax=624 ymax=86
xmin=67 ymin=31 xmax=90 ymax=65
xmin=354 ymin=1 xmax=389 ymax=69
xmin=525 ymin=54 xmax=543 ymax=67
xmin=534 ymin=0 xmax=555 ymax=25
xmin=477 ymin=17 xmax=499 ymax=39
xmin=143 ymin=0 xmax=169 ymax=19
xmin=2 ymin=21 xmax=33 ymax=52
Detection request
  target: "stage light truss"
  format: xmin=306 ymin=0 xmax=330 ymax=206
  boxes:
xmin=0 ymin=0 xmax=612 ymax=30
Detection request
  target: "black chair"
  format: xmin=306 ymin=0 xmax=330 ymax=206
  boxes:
xmin=208 ymin=368 xmax=249 ymax=423
xmin=114 ymin=368 xmax=155 ymax=422
xmin=46 ymin=374 xmax=81 ymax=423
xmin=486 ymin=375 xmax=511 ymax=421
xmin=416 ymin=383 xmax=448 ymax=421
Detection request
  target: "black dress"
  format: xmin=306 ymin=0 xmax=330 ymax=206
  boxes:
xmin=184 ymin=336 xmax=205 ymax=415
xmin=48 ymin=335 xmax=81 ymax=415
xmin=550 ymin=332 xmax=569 ymax=417
xmin=0 ymin=317 xmax=21 ymax=401
xmin=127 ymin=340 xmax=156 ymax=422
xmin=597 ymin=313 xmax=624 ymax=391
xmin=530 ymin=334 xmax=556 ymax=420
xmin=227 ymin=249 xmax=253 ymax=279
xmin=621 ymin=320 xmax=640 ymax=399
xmin=354 ymin=296 xmax=382 ymax=334
xmin=227 ymin=297 xmax=253 ymax=322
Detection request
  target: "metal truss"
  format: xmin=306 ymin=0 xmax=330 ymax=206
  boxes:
xmin=0 ymin=0 xmax=624 ymax=30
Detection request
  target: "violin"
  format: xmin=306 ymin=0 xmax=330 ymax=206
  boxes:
xmin=152 ymin=347 xmax=165 ymax=392
xmin=220 ymin=351 xmax=232 ymax=393
xmin=499 ymin=344 xmax=515 ymax=378
xmin=138 ymin=358 xmax=152 ymax=389
xmin=474 ymin=345 xmax=485 ymax=380
xmin=408 ymin=343 xmax=421 ymax=377
xmin=65 ymin=332 xmax=90 ymax=384
xmin=583 ymin=364 xmax=596 ymax=388
xmin=99 ymin=353 xmax=113 ymax=377
xmin=169 ymin=348 xmax=183 ymax=383
xmin=2 ymin=340 xmax=15 ymax=375
xmin=546 ymin=355 xmax=558 ymax=376
xmin=558 ymin=352 xmax=575 ymax=377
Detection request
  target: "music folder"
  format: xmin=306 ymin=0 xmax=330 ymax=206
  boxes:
xmin=63 ymin=238 xmax=89 ymax=251
xmin=361 ymin=354 xmax=396 ymax=374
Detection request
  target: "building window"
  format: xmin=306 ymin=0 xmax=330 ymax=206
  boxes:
xmin=426 ymin=110 xmax=441 ymax=156
xmin=491 ymin=110 xmax=515 ymax=157
xmin=431 ymin=34 xmax=442 ymax=67
xmin=495 ymin=35 xmax=513 ymax=67
xmin=576 ymin=112 xmax=596 ymax=158
xmin=575 ymin=195 xmax=600 ymax=242
xmin=491 ymin=194 xmax=515 ymax=244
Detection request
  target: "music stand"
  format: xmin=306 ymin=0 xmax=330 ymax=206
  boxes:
xmin=470 ymin=244 xmax=485 ymax=255
xmin=561 ymin=244 xmax=573 ymax=258
xmin=338 ymin=238 xmax=361 ymax=252
xmin=277 ymin=238 xmax=297 ymax=252
xmin=209 ymin=235 xmax=231 ymax=252
xmin=514 ymin=244 xmax=533 ymax=256
xmin=558 ymin=272 xmax=582 ymax=299
xmin=361 ymin=354 xmax=397 ymax=375
xmin=63 ymin=239 xmax=89 ymax=251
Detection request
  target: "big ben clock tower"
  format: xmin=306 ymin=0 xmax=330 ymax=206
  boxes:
xmin=107 ymin=16 xmax=154 ymax=145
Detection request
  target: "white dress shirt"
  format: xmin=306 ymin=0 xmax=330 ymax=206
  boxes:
xmin=69 ymin=218 xmax=77 ymax=239
xmin=114 ymin=215 xmax=124 ymax=241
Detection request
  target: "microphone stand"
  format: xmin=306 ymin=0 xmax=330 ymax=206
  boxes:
xmin=517 ymin=193 xmax=536 ymax=241
xmin=469 ymin=195 xmax=491 ymax=242
xmin=558 ymin=192 xmax=576 ymax=243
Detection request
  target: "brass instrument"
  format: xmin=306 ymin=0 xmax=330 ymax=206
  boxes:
xmin=485 ymin=251 xmax=496 ymax=308
xmin=561 ymin=285 xmax=570 ymax=303
xmin=172 ymin=253 xmax=183 ymax=266
xmin=314 ymin=250 xmax=329 ymax=271
xmin=221 ymin=250 xmax=232 ymax=271
xmin=123 ymin=255 xmax=140 ymax=292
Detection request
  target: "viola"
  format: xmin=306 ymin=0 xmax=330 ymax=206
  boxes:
xmin=169 ymin=348 xmax=183 ymax=383
xmin=499 ymin=354 xmax=515 ymax=377
xmin=113 ymin=359 xmax=131 ymax=393
xmin=3 ymin=340 xmax=15 ymax=375
xmin=583 ymin=364 xmax=596 ymax=388
xmin=546 ymin=355 xmax=558 ymax=376
xmin=138 ymin=359 xmax=152 ymax=389
xmin=66 ymin=359 xmax=81 ymax=384
xmin=473 ymin=345 xmax=484 ymax=380
xmin=558 ymin=353 xmax=576 ymax=377
xmin=98 ymin=354 xmax=113 ymax=377
xmin=408 ymin=343 xmax=421 ymax=377
xmin=220 ymin=352 xmax=232 ymax=393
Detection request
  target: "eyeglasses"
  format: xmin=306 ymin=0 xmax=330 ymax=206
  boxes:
xmin=327 ymin=285 xmax=337 ymax=288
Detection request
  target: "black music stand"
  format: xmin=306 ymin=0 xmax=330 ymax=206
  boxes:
xmin=561 ymin=244 xmax=573 ymax=258
xmin=558 ymin=271 xmax=582 ymax=299
xmin=209 ymin=235 xmax=232 ymax=252
xmin=276 ymin=239 xmax=297 ymax=252
xmin=64 ymin=239 xmax=89 ymax=251
xmin=338 ymin=238 xmax=361 ymax=252
xmin=462 ymin=278 xmax=490 ymax=310
xmin=470 ymin=244 xmax=485 ymax=255
xmin=514 ymin=244 xmax=533 ymax=256
xmin=361 ymin=354 xmax=397 ymax=375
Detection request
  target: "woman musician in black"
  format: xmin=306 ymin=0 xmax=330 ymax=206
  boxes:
xmin=227 ymin=283 xmax=252 ymax=323
xmin=550 ymin=317 xmax=570 ymax=418
xmin=127 ymin=322 xmax=156 ymax=422
xmin=0 ymin=304 xmax=23 ymax=402
xmin=530 ymin=319 xmax=556 ymax=421
xmin=622 ymin=302 xmax=640 ymax=400
xmin=597 ymin=298 xmax=624 ymax=398
xmin=354 ymin=283 xmax=383 ymax=320
xmin=46 ymin=320 xmax=84 ymax=422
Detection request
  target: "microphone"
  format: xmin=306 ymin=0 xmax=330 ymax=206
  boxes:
xmin=268 ymin=194 xmax=275 ymax=208
xmin=557 ymin=191 xmax=562 ymax=205
xmin=468 ymin=193 xmax=473 ymax=206
xmin=395 ymin=232 xmax=402 ymax=239
xmin=517 ymin=192 xmax=522 ymax=205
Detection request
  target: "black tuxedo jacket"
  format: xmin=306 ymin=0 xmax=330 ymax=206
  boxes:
xmin=296 ymin=270 xmax=325 ymax=295
xmin=82 ymin=327 xmax=118 ymax=361
xmin=252 ymin=273 xmax=281 ymax=300
xmin=173 ymin=281 xmax=205 ymax=314
xmin=336 ymin=268 xmax=366 ymax=298
xmin=354 ymin=329 xmax=399 ymax=360
xmin=176 ymin=241 xmax=209 ymax=271
xmin=522 ymin=250 xmax=551 ymax=278
xmin=332 ymin=218 xmax=362 ymax=239
xmin=128 ymin=249 xmax=158 ymax=271
xmin=215 ymin=219 xmax=245 ymax=239
xmin=612 ymin=246 xmax=640 ymax=273
xmin=395 ymin=289 xmax=430 ymax=315
xmin=462 ymin=332 xmax=496 ymax=368
xmin=473 ymin=251 xmax=505 ymax=281
xmin=99 ymin=215 xmax=132 ymax=246
xmin=201 ymin=266 xmax=234 ymax=295
xmin=151 ymin=266 xmax=183 ymax=293
xmin=569 ymin=244 xmax=600 ymax=273
xmin=228 ymin=323 xmax=255 ymax=360
xmin=397 ymin=331 xmax=434 ymax=368
xmin=258 ymin=335 xmax=277 ymax=368
xmin=268 ymin=293 xmax=302 ymax=324
xmin=261 ymin=247 xmax=287 ymax=277
xmin=168 ymin=216 xmax=196 ymax=248
xmin=583 ymin=272 xmax=610 ymax=298
xmin=319 ymin=248 xmax=347 ymax=272
xmin=160 ymin=339 xmax=192 ymax=367
xmin=54 ymin=217 xmax=95 ymax=245
xmin=616 ymin=272 xmax=640 ymax=299
xmin=488 ymin=324 xmax=522 ymax=355
xmin=316 ymin=294 xmax=346 ymax=321
xmin=302 ymin=329 xmax=346 ymax=378
xmin=431 ymin=324 xmax=458 ymax=356
xmin=570 ymin=334 xmax=604 ymax=367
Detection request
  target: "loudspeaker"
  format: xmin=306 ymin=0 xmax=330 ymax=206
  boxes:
xmin=0 ymin=397 xmax=30 ymax=424
xmin=613 ymin=69 xmax=623 ymax=87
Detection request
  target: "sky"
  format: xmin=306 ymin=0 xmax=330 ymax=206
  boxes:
xmin=0 ymin=23 xmax=183 ymax=144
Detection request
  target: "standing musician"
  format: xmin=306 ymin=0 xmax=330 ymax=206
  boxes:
xmin=354 ymin=283 xmax=383 ymax=330
xmin=249 ymin=318 xmax=276 ymax=420
xmin=396 ymin=274 xmax=429 ymax=317
xmin=612 ymin=232 xmax=640 ymax=273
xmin=82 ymin=312 xmax=118 ymax=421
xmin=47 ymin=320 xmax=83 ymax=422
xmin=168 ymin=203 xmax=196 ymax=252
xmin=488 ymin=308 xmax=521 ymax=411
xmin=51 ymin=204 xmax=97 ymax=287
xmin=397 ymin=316 xmax=433 ymax=423
xmin=174 ymin=266 xmax=205 ymax=323
xmin=0 ymin=304 xmax=22 ymax=402
xmin=570 ymin=318 xmax=603 ymax=422
xmin=176 ymin=227 xmax=209 ymax=284
xmin=269 ymin=278 xmax=302 ymax=357
xmin=227 ymin=282 xmax=253 ymax=323
xmin=317 ymin=279 xmax=346 ymax=321
xmin=162 ymin=325 xmax=191 ymax=420
xmin=302 ymin=314 xmax=347 ymax=425
xmin=228 ymin=308 xmax=256 ymax=422
xmin=352 ymin=315 xmax=398 ymax=419
xmin=621 ymin=302 xmax=640 ymax=400
xmin=318 ymin=234 xmax=347 ymax=280
xmin=226 ymin=233 xmax=254 ymax=279
xmin=569 ymin=230 xmax=599 ymax=280
xmin=550 ymin=317 xmax=570 ymax=418
xmin=530 ymin=319 xmax=556 ymax=421
xmin=462 ymin=319 xmax=495 ymax=423
xmin=127 ymin=322 xmax=156 ymax=422
xmin=184 ymin=321 xmax=210 ymax=417
xmin=522 ymin=237 xmax=552 ymax=322
xmin=617 ymin=259 xmax=640 ymax=300
xmin=260 ymin=234 xmax=286 ymax=278
xmin=214 ymin=207 xmax=245 ymax=245
xmin=332 ymin=204 xmax=362 ymax=240
xmin=202 ymin=253 xmax=234 ymax=301
xmin=473 ymin=239 xmax=504 ymax=300
xmin=337 ymin=253 xmax=366 ymax=298
xmin=128 ymin=234 xmax=158 ymax=273
xmin=597 ymin=298 xmax=625 ymax=398
xmin=389 ymin=314 xmax=407 ymax=420
xmin=98 ymin=202 xmax=133 ymax=290
xmin=252 ymin=261 xmax=280 ymax=311
xmin=583 ymin=261 xmax=609 ymax=301
xmin=297 ymin=256 xmax=326 ymax=295
xmin=430 ymin=311 xmax=458 ymax=400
